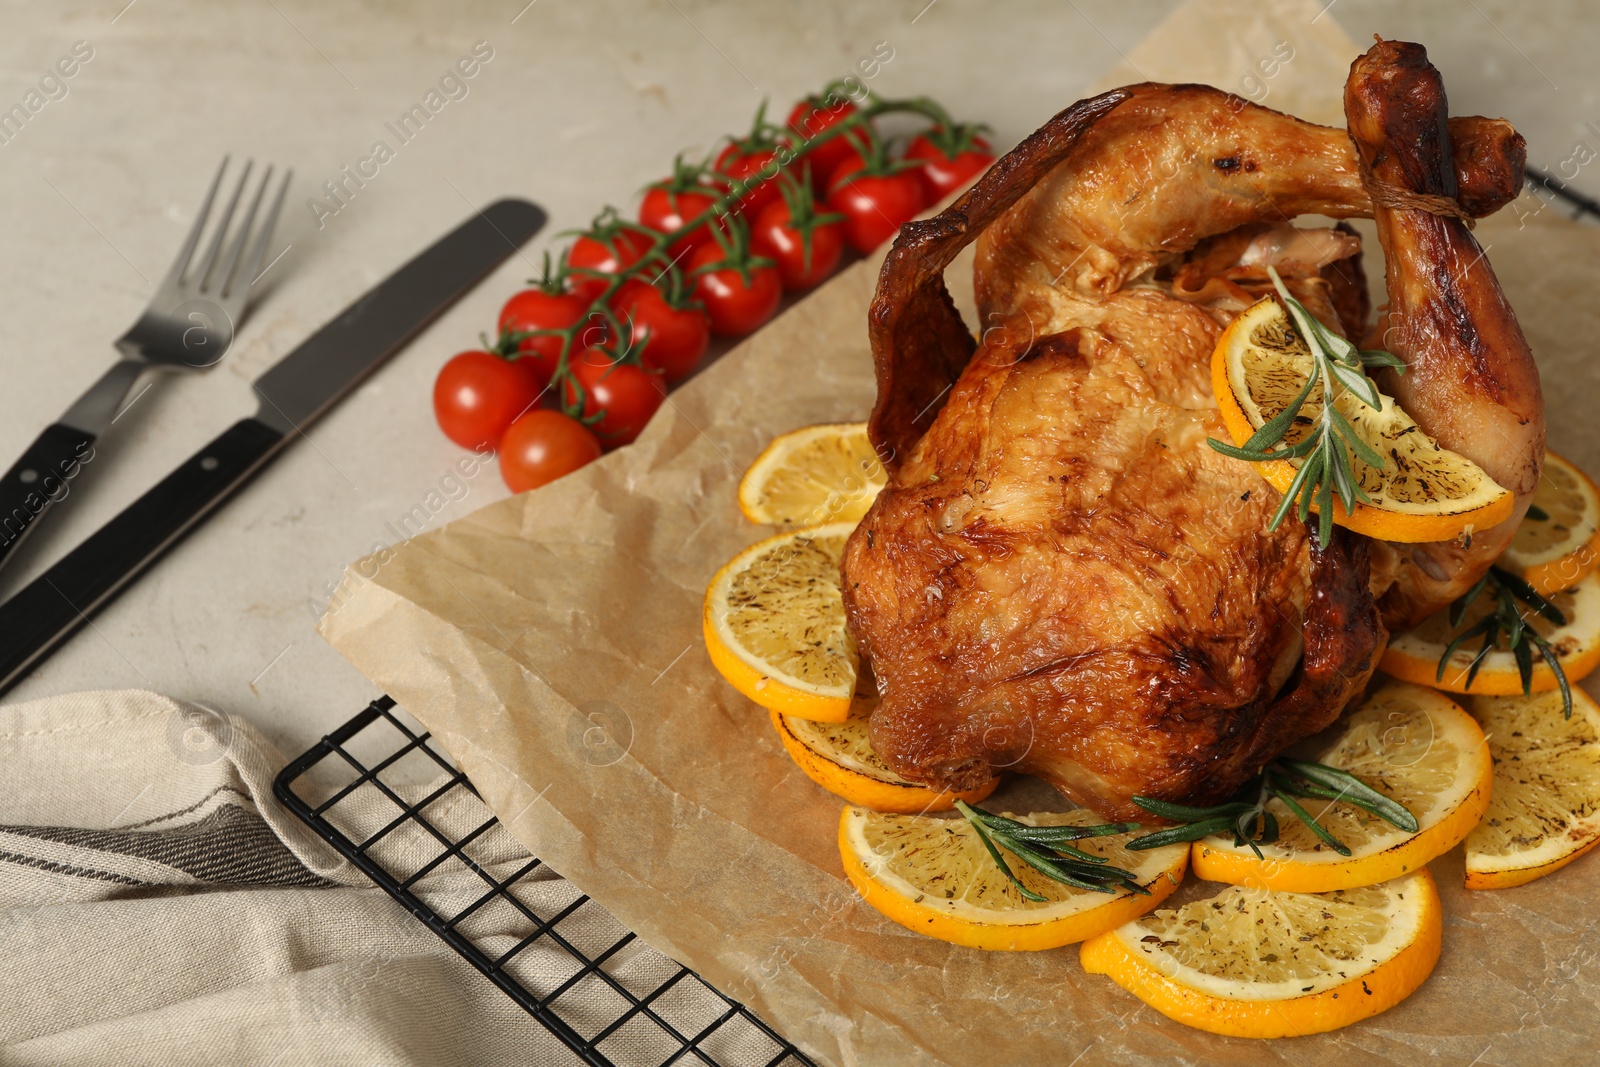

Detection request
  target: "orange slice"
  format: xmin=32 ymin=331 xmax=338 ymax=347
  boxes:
xmin=1499 ymin=450 xmax=1600 ymax=597
xmin=703 ymin=522 xmax=857 ymax=722
xmin=1080 ymin=869 xmax=1442 ymax=1038
xmin=1464 ymin=687 xmax=1600 ymax=889
xmin=1381 ymin=571 xmax=1600 ymax=695
xmin=1213 ymin=296 xmax=1513 ymax=543
xmin=838 ymin=806 xmax=1187 ymax=951
xmin=738 ymin=422 xmax=886 ymax=526
xmin=1191 ymin=683 xmax=1490 ymax=893
xmin=771 ymin=694 xmax=997 ymax=812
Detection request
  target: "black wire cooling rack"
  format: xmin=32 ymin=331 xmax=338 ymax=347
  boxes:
xmin=1528 ymin=166 xmax=1600 ymax=221
xmin=273 ymin=696 xmax=815 ymax=1067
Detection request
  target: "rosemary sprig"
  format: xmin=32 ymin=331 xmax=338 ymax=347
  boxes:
xmin=1125 ymin=757 xmax=1418 ymax=859
xmin=953 ymin=801 xmax=1148 ymax=901
xmin=1438 ymin=565 xmax=1574 ymax=718
xmin=1207 ymin=266 xmax=1406 ymax=544
xmin=958 ymin=757 xmax=1418 ymax=893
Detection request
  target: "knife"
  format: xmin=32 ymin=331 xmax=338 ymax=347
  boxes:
xmin=0 ymin=198 xmax=546 ymax=695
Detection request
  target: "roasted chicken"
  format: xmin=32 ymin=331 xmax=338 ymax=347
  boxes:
xmin=841 ymin=40 xmax=1542 ymax=820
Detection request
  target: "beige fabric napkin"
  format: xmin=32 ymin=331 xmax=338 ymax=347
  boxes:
xmin=0 ymin=690 xmax=789 ymax=1066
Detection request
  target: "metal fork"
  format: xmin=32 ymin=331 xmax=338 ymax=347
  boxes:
xmin=0 ymin=158 xmax=291 ymax=573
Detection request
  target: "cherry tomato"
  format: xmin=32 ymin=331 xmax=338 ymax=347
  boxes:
xmin=562 ymin=350 xmax=667 ymax=447
xmin=568 ymin=227 xmax=655 ymax=302
xmin=826 ymin=159 xmax=929 ymax=254
xmin=499 ymin=409 xmax=602 ymax=493
xmin=612 ymin=280 xmax=711 ymax=383
xmin=786 ymin=96 xmax=861 ymax=192
xmin=905 ymin=131 xmax=996 ymax=202
xmin=750 ymin=199 xmax=844 ymax=291
xmin=639 ymin=183 xmax=726 ymax=259
xmin=714 ymin=143 xmax=786 ymax=221
xmin=432 ymin=350 xmax=547 ymax=451
xmin=688 ymin=242 xmax=783 ymax=336
xmin=498 ymin=289 xmax=608 ymax=379
xmin=815 ymin=127 xmax=874 ymax=195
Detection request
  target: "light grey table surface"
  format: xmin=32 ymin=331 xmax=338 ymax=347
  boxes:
xmin=1 ymin=3 xmax=1597 ymax=1066
xmin=0 ymin=0 xmax=1595 ymax=771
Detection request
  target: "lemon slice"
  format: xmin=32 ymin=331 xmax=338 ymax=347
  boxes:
xmin=1465 ymin=688 xmax=1600 ymax=889
xmin=772 ymin=692 xmax=997 ymax=812
xmin=1080 ymin=870 xmax=1442 ymax=1038
xmin=1191 ymin=682 xmax=1491 ymax=893
xmin=738 ymin=422 xmax=886 ymax=526
xmin=1213 ymin=297 xmax=1513 ymax=543
xmin=1381 ymin=571 xmax=1600 ymax=695
xmin=1499 ymin=450 xmax=1600 ymax=597
xmin=703 ymin=522 xmax=857 ymax=722
xmin=839 ymin=806 xmax=1187 ymax=951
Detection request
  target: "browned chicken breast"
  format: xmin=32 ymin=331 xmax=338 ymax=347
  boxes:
xmin=840 ymin=40 xmax=1542 ymax=820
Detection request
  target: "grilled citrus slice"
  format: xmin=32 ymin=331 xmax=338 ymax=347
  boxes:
xmin=1498 ymin=450 xmax=1600 ymax=597
xmin=1381 ymin=571 xmax=1600 ymax=695
xmin=1080 ymin=869 xmax=1442 ymax=1038
xmin=703 ymin=522 xmax=857 ymax=722
xmin=839 ymin=807 xmax=1187 ymax=951
xmin=1191 ymin=682 xmax=1490 ymax=893
xmin=771 ymin=694 xmax=998 ymax=812
xmin=738 ymin=422 xmax=886 ymax=526
xmin=1213 ymin=296 xmax=1513 ymax=543
xmin=1464 ymin=688 xmax=1600 ymax=889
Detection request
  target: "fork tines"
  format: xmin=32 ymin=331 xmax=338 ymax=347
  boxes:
xmin=165 ymin=157 xmax=292 ymax=310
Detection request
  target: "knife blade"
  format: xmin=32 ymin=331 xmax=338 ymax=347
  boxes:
xmin=0 ymin=198 xmax=546 ymax=695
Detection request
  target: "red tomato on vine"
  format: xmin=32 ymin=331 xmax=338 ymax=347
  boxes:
xmin=688 ymin=221 xmax=782 ymax=336
xmin=786 ymin=94 xmax=862 ymax=193
xmin=826 ymin=155 xmax=928 ymax=254
xmin=906 ymin=125 xmax=996 ymax=201
xmin=639 ymin=154 xmax=728 ymax=259
xmin=498 ymin=287 xmax=604 ymax=380
xmin=715 ymin=101 xmax=791 ymax=221
xmin=567 ymin=209 xmax=657 ymax=302
xmin=716 ymin=144 xmax=786 ymax=222
xmin=432 ymin=350 xmax=546 ymax=451
xmin=499 ymin=410 xmax=602 ymax=493
xmin=750 ymin=171 xmax=845 ymax=291
xmin=561 ymin=349 xmax=667 ymax=447
xmin=612 ymin=280 xmax=711 ymax=383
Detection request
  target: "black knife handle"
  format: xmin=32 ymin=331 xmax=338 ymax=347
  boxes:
xmin=0 ymin=417 xmax=286 ymax=694
xmin=0 ymin=423 xmax=98 ymax=572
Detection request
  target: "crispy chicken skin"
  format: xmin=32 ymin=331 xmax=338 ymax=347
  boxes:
xmin=1349 ymin=41 xmax=1544 ymax=627
xmin=842 ymin=43 xmax=1538 ymax=819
